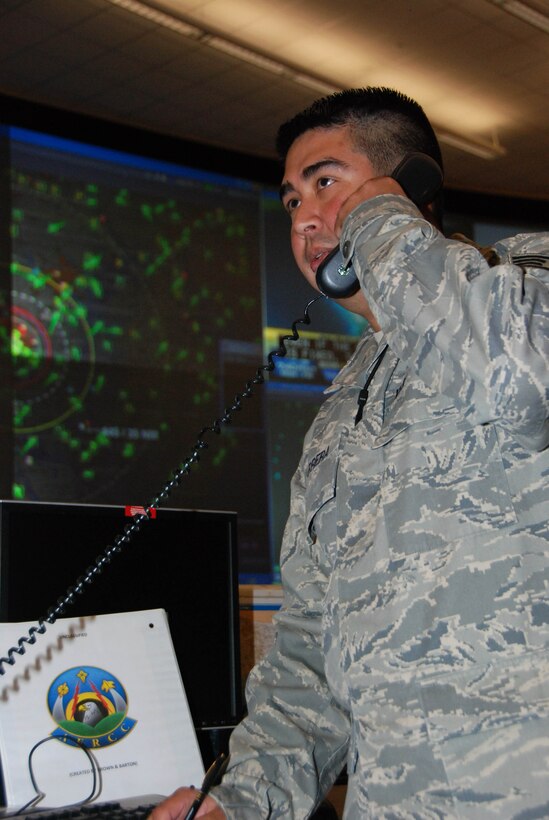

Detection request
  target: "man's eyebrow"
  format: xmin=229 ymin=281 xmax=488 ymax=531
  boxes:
xmin=279 ymin=158 xmax=348 ymax=200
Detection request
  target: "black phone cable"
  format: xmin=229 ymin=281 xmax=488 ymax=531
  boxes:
xmin=0 ymin=296 xmax=324 ymax=674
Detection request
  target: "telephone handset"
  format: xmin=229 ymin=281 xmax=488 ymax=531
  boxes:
xmin=315 ymin=152 xmax=444 ymax=299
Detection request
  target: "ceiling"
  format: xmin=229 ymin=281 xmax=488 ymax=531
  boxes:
xmin=0 ymin=0 xmax=548 ymax=201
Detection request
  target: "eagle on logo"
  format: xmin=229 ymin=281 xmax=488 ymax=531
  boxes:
xmin=47 ymin=666 xmax=137 ymax=748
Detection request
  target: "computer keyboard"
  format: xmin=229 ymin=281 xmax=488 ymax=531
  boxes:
xmin=0 ymin=794 xmax=164 ymax=819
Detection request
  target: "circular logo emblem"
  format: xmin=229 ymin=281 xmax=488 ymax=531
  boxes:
xmin=47 ymin=666 xmax=136 ymax=749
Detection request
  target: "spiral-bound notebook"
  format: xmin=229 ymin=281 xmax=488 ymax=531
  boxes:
xmin=0 ymin=609 xmax=204 ymax=815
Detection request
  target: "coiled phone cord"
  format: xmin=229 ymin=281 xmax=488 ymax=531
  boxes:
xmin=0 ymin=295 xmax=324 ymax=674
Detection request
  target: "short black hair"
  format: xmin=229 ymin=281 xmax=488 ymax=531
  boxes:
xmin=276 ymin=86 xmax=443 ymax=176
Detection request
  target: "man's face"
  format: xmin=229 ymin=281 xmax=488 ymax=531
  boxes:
xmin=280 ymin=124 xmax=378 ymax=323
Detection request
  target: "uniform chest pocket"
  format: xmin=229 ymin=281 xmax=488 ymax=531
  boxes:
xmin=304 ymin=443 xmax=340 ymax=539
xmin=381 ymin=422 xmax=518 ymax=554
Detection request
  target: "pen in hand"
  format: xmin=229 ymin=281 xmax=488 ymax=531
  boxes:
xmin=184 ymin=752 xmax=230 ymax=820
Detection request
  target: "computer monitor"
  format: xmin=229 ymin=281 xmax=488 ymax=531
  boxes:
xmin=0 ymin=500 xmax=243 ymax=762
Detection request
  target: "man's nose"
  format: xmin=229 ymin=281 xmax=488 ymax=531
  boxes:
xmin=293 ymin=199 xmax=321 ymax=235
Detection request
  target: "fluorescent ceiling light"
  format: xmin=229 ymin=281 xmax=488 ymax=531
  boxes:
xmin=436 ymin=129 xmax=506 ymax=160
xmin=107 ymin=0 xmax=201 ymax=37
xmin=487 ymin=0 xmax=549 ymax=33
xmin=206 ymin=37 xmax=286 ymax=75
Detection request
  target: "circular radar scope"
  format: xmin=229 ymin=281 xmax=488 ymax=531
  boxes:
xmin=11 ymin=265 xmax=95 ymax=433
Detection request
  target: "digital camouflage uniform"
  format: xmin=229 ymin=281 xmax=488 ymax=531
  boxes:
xmin=212 ymin=195 xmax=549 ymax=818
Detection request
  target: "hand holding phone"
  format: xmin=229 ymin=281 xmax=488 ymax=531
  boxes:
xmin=316 ymin=153 xmax=443 ymax=299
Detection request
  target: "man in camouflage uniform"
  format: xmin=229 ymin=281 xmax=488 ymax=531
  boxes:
xmin=152 ymin=89 xmax=549 ymax=818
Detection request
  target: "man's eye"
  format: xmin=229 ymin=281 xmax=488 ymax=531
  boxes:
xmin=318 ymin=177 xmax=334 ymax=189
xmin=285 ymin=197 xmax=300 ymax=213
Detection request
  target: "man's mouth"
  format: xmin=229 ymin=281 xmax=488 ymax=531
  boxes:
xmin=309 ymin=247 xmax=336 ymax=274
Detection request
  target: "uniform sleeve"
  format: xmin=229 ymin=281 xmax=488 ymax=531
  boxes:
xmin=340 ymin=195 xmax=549 ymax=451
xmin=210 ymin=457 xmax=350 ymax=819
